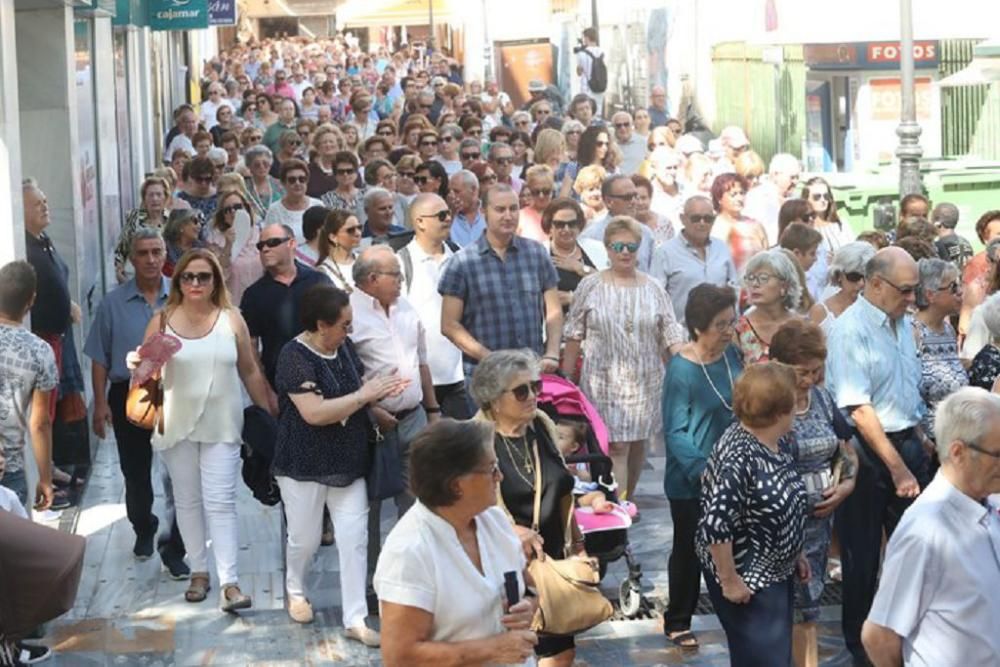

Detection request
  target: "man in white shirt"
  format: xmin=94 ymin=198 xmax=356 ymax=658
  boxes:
xmin=398 ymin=194 xmax=472 ymax=419
xmin=575 ymin=27 xmax=605 ymax=116
xmin=579 ymin=175 xmax=656 ymax=271
xmin=744 ymin=153 xmax=801 ymax=245
xmin=611 ymin=111 xmax=646 ymax=176
xmin=648 ymin=147 xmax=683 ymax=223
xmin=164 ymin=107 xmax=199 ymax=163
xmin=862 ymin=387 xmax=1000 ymax=667
xmin=349 ymin=246 xmax=441 ymax=595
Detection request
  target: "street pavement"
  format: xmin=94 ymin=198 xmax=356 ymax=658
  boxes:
xmin=37 ymin=438 xmax=852 ymax=666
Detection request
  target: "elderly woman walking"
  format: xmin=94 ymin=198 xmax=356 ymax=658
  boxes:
xmin=470 ymin=350 xmax=582 ymax=667
xmin=808 ymin=242 xmax=876 ymax=336
xmin=563 ymin=217 xmax=685 ymax=501
xmin=735 ymin=248 xmax=803 ymax=365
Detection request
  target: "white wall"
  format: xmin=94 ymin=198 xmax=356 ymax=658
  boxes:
xmin=0 ymin=0 xmax=24 ymax=265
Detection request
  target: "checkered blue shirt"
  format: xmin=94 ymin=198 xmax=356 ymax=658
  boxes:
xmin=438 ymin=234 xmax=558 ymax=374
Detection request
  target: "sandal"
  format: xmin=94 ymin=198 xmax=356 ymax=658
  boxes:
xmin=667 ymin=630 xmax=699 ymax=650
xmin=220 ymin=583 xmax=252 ymax=613
xmin=185 ymin=572 xmax=211 ymax=602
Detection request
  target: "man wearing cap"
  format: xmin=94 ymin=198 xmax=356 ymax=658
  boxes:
xmin=522 ymin=80 xmax=564 ymax=115
xmin=648 ymin=85 xmax=670 ymax=129
xmin=744 ymin=153 xmax=802 ymax=245
xmin=717 ymin=126 xmax=750 ymax=173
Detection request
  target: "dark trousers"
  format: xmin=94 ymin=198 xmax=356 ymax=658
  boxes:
xmin=836 ymin=428 xmax=929 ymax=664
xmin=705 ymin=573 xmax=794 ymax=667
xmin=108 ymin=382 xmax=184 ymax=558
xmin=434 ymin=381 xmax=473 ymax=420
xmin=664 ymin=497 xmax=702 ymax=633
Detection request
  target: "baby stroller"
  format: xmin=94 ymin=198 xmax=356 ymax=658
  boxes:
xmin=537 ymin=374 xmax=650 ymax=617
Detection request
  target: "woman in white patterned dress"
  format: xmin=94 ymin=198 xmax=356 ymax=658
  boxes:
xmin=562 ymin=216 xmax=685 ymax=500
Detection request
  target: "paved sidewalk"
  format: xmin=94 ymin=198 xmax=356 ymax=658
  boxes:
xmin=39 ymin=438 xmax=850 ymax=665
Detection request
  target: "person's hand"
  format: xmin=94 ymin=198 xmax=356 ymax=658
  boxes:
xmin=501 ymin=597 xmax=536 ymax=630
xmin=223 ymin=223 xmax=237 ymax=247
xmin=890 ymin=465 xmax=920 ymax=498
xmin=267 ymin=387 xmax=279 ymax=417
xmin=796 ymin=554 xmax=811 ymax=583
xmin=720 ymin=575 xmax=752 ymax=604
xmin=488 ymin=630 xmax=537 ymax=664
xmin=539 ymin=357 xmax=559 ymax=374
xmin=34 ymin=481 xmax=54 ymax=511
xmin=126 ymin=346 xmax=143 ymax=371
xmin=92 ymin=400 xmax=113 ymax=439
xmin=70 ymin=301 xmax=82 ymax=325
xmin=592 ymin=497 xmax=614 ymax=514
xmin=551 ymin=254 xmax=585 ymax=276
xmin=812 ymin=478 xmax=856 ymax=517
xmin=425 ymin=409 xmax=441 ymax=424
xmin=371 ymin=406 xmax=399 ymax=432
xmin=513 ymin=525 xmax=545 ymax=561
xmin=359 ymin=373 xmax=410 ymax=404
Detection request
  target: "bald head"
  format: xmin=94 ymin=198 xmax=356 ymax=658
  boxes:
xmin=866 ymin=246 xmax=917 ymax=281
xmin=410 ymin=192 xmax=453 ymax=245
xmin=866 ymin=246 xmax=919 ymax=319
xmin=411 ymin=193 xmax=448 ymax=220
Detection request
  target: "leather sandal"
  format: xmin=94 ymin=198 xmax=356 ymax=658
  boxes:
xmin=220 ymin=583 xmax=252 ymax=612
xmin=185 ymin=572 xmax=211 ymax=602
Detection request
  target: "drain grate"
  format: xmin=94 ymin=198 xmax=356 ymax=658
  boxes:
xmin=610 ymin=582 xmax=844 ymax=620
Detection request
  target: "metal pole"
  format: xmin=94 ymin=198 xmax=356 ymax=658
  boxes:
xmin=428 ymin=0 xmax=435 ymax=54
xmin=896 ymin=0 xmax=923 ymax=196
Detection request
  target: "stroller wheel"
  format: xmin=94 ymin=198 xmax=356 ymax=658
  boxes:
xmin=619 ymin=578 xmax=642 ymax=617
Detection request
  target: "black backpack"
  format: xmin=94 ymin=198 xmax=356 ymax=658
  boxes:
xmin=584 ymin=48 xmax=608 ymax=93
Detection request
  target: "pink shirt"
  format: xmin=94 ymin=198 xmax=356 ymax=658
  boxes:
xmin=517 ymin=207 xmax=549 ymax=244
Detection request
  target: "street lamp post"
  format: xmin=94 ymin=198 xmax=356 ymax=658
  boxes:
xmin=896 ymin=0 xmax=923 ymax=196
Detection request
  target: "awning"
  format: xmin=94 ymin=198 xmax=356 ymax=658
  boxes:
xmin=336 ymin=0 xmax=455 ymax=29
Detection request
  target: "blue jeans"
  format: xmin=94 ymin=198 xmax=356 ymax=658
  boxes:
xmin=1 ymin=469 xmax=28 ymax=507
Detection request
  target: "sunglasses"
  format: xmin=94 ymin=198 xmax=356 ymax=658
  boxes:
xmin=608 ymin=241 xmax=640 ymax=254
xmin=552 ymin=219 xmax=581 ymax=230
xmin=221 ymin=203 xmax=245 ymax=215
xmin=256 ymin=236 xmax=291 ymax=250
xmin=377 ymin=130 xmax=395 ymax=136
xmin=810 ymin=192 xmax=832 ymax=202
xmin=421 ymin=141 xmax=439 ymax=147
xmin=288 ymin=139 xmax=303 ymax=146
xmin=613 ymin=122 xmax=631 ymax=129
xmin=335 ymin=168 xmax=356 ymax=176
xmin=180 ymin=271 xmax=214 ymax=285
xmin=531 ymin=188 xmax=553 ymax=197
xmin=843 ymin=271 xmax=865 ymax=283
xmin=608 ymin=192 xmax=638 ymax=201
xmin=505 ymin=379 xmax=542 ymax=402
xmin=880 ymin=275 xmax=918 ymax=295
xmin=686 ymin=213 xmax=716 ymax=224
xmin=515 ymin=120 xmax=530 ymax=126
xmin=595 ymin=140 xmax=609 ymax=147
xmin=419 ymin=209 xmax=452 ymax=222
xmin=493 ymin=157 xmax=513 ymax=165
xmin=413 ymin=175 xmax=429 ymax=184
xmin=342 ymin=225 xmax=362 ymax=235
xmin=194 ymin=176 xmax=214 ymax=184
xmin=285 ymin=175 xmax=308 ymax=184
xmin=461 ymin=152 xmax=481 ymax=160
xmin=481 ymin=174 xmax=498 ymax=183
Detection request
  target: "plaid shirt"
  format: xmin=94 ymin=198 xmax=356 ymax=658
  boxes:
xmin=438 ymin=234 xmax=558 ymax=374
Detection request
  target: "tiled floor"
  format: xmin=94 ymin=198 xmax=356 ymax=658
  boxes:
xmin=39 ymin=439 xmax=851 ymax=665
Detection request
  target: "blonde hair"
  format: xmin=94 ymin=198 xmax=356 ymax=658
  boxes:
xmin=310 ymin=123 xmax=345 ymax=160
xmin=735 ymin=150 xmax=765 ymax=181
xmin=216 ymin=173 xmax=247 ymax=196
xmin=573 ymin=165 xmax=607 ymax=195
xmin=603 ymin=216 xmax=643 ymax=245
xmin=165 ymin=248 xmax=233 ymax=311
xmin=533 ymin=129 xmax=566 ymax=166
xmin=525 ymin=164 xmax=554 ymax=186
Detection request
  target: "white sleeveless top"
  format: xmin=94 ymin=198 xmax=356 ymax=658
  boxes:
xmin=152 ymin=309 xmax=244 ymax=451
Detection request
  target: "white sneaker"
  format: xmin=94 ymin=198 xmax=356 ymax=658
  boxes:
xmin=344 ymin=625 xmax=380 ymax=647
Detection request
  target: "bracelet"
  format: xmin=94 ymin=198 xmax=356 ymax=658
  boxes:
xmin=425 ymin=406 xmax=441 ymax=414
xmin=542 ymin=355 xmax=559 ymax=362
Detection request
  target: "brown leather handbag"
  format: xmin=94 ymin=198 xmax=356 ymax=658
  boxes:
xmin=126 ymin=312 xmax=166 ymax=433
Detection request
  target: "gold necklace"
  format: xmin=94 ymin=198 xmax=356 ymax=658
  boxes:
xmin=500 ymin=434 xmax=534 ymax=488
xmin=324 ymin=255 xmax=353 ymax=293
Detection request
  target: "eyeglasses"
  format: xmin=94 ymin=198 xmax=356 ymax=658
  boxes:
xmin=843 ymin=271 xmax=865 ymax=283
xmin=608 ymin=241 xmax=640 ymax=254
xmin=335 ymin=168 xmax=356 ymax=176
xmin=879 ymin=275 xmax=918 ymax=296
xmin=531 ymin=188 xmax=553 ymax=197
xmin=377 ymin=130 xmax=395 ymax=136
xmin=461 ymin=152 xmax=481 ymax=160
xmin=712 ymin=317 xmax=738 ymax=332
xmin=285 ymin=175 xmax=308 ymax=184
xmin=493 ymin=157 xmax=513 ymax=165
xmin=194 ymin=176 xmax=214 ymax=184
xmin=413 ymin=175 xmax=429 ymax=185
xmin=613 ymin=122 xmax=631 ymax=129
xmin=551 ymin=219 xmax=581 ymax=230
xmin=420 ymin=140 xmax=438 ymax=147
xmin=180 ymin=271 xmax=214 ymax=285
xmin=221 ymin=203 xmax=245 ymax=215
xmin=937 ymin=280 xmax=962 ymax=295
xmin=744 ymin=272 xmax=777 ymax=287
xmin=419 ymin=209 xmax=452 ymax=222
xmin=398 ymin=171 xmax=415 ymax=178
xmin=810 ymin=192 xmax=832 ymax=202
xmin=375 ymin=270 xmax=403 ymax=280
xmin=964 ymin=441 xmax=1000 ymax=459
xmin=686 ymin=213 xmax=716 ymax=225
xmin=256 ymin=236 xmax=291 ymax=250
xmin=470 ymin=461 xmax=502 ymax=479
xmin=608 ymin=192 xmax=638 ymax=201
xmin=481 ymin=174 xmax=497 ymax=184
xmin=505 ymin=379 xmax=542 ymax=402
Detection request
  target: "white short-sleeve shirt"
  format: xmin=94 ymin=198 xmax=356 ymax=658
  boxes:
xmin=374 ymin=502 xmax=533 ymax=666
xmin=867 ymin=473 xmax=1000 ymax=667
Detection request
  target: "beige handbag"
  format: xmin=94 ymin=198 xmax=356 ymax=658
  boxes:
xmin=523 ymin=440 xmax=613 ymax=635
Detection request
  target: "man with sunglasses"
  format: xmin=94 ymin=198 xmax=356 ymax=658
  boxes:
xmin=447 ymin=170 xmax=485 ymax=248
xmin=825 ymin=246 xmax=932 ymax=666
xmin=862 ymin=387 xmax=1000 ymax=667
xmin=611 ymin=111 xmax=645 ymax=176
xmin=579 ymin=175 xmax=655 ymax=271
xmin=457 ymin=139 xmax=481 ymax=171
xmin=440 ymin=184 xmax=562 ymax=378
xmin=262 ymin=98 xmax=299 ymax=155
xmin=240 ymin=223 xmax=330 ymax=390
xmin=487 ymin=142 xmax=522 ymax=195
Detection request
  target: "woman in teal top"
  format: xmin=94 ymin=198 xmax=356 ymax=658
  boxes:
xmin=661 ymin=283 xmax=743 ymax=650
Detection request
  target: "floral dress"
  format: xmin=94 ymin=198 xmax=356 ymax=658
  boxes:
xmin=734 ymin=314 xmax=771 ymax=365
xmin=969 ymin=343 xmax=1000 ymax=391
xmin=914 ymin=319 xmax=968 ymax=438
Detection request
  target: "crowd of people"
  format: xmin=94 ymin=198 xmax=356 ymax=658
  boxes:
xmin=2 ymin=31 xmax=999 ymax=667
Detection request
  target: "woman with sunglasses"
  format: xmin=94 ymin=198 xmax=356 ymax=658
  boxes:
xmin=271 ymin=130 xmax=303 ymax=179
xmin=414 ymin=161 xmax=449 ymax=199
xmin=561 ymin=119 xmax=585 ymax=163
xmin=316 ymin=209 xmax=362 ymax=293
xmin=913 ymin=258 xmax=968 ymax=445
xmin=542 ymin=198 xmax=608 ymax=313
xmin=136 ymin=249 xmax=273 ymax=612
xmin=469 ymin=350 xmax=584 ymax=667
xmin=162 ymin=209 xmax=204 ymax=277
xmin=802 ymin=177 xmax=854 ymax=296
xmin=395 ymin=155 xmax=423 ymax=201
xmin=321 ymin=151 xmax=365 ymax=221
xmin=205 ymin=190 xmax=262 ymax=305
xmin=564 ymin=217 xmax=685 ymax=502
xmin=306 ymin=125 xmax=345 ymax=198
xmin=254 ymin=93 xmax=278 ymax=130
xmin=808 ymin=241 xmax=875 ymax=337
xmin=263 ymin=159 xmax=323 ymax=244
xmin=577 ymin=126 xmax=619 ymax=174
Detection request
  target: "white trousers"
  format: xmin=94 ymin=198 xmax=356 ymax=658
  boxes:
xmin=276 ymin=476 xmax=369 ymax=629
xmin=160 ymin=440 xmax=241 ymax=585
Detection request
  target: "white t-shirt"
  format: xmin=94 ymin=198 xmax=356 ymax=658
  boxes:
xmin=576 ymin=46 xmax=604 ymax=94
xmin=200 ymin=99 xmax=234 ymax=130
xmin=374 ymin=502 xmax=534 ymax=666
xmin=262 ymin=198 xmax=323 ymax=243
xmin=0 ymin=485 xmax=27 ymax=518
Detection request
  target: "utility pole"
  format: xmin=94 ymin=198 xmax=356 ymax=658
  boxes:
xmin=428 ymin=0 xmax=435 ymax=54
xmin=896 ymin=0 xmax=923 ymax=196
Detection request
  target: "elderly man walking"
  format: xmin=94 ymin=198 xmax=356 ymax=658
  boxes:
xmin=862 ymin=387 xmax=1000 ymax=667
xmin=825 ymin=247 xmax=932 ymax=666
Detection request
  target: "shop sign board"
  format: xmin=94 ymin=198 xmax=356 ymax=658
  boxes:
xmin=209 ymin=0 xmax=236 ymax=25
xmin=805 ymin=41 xmax=939 ymax=70
xmin=148 ymin=0 xmax=209 ymax=31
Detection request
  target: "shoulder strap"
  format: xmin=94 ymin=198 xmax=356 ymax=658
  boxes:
xmin=531 ymin=439 xmax=542 ymax=533
xmin=399 ymin=246 xmax=413 ymax=294
xmin=159 ymin=309 xmax=167 ymax=334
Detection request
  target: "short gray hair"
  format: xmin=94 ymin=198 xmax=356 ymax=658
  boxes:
xmin=934 ymin=387 xmax=1000 ymax=462
xmin=510 ymin=111 xmax=531 ymax=126
xmin=363 ymin=186 xmax=392 ymax=211
xmin=980 ymin=292 xmax=1000 ymax=341
xmin=439 ymin=124 xmax=463 ymax=141
xmin=768 ymin=153 xmax=800 ymax=176
xmin=450 ymin=169 xmax=478 ymax=190
xmin=915 ymin=258 xmax=958 ymax=309
xmin=470 ymin=349 xmax=540 ymax=410
xmin=245 ymin=144 xmax=273 ymax=164
xmin=130 ymin=227 xmax=164 ymax=254
xmin=562 ymin=119 xmax=585 ymax=135
xmin=742 ymin=248 xmax=802 ymax=311
xmin=828 ymin=241 xmax=876 ymax=286
xmin=163 ymin=209 xmax=201 ymax=243
xmin=351 ymin=245 xmax=395 ymax=285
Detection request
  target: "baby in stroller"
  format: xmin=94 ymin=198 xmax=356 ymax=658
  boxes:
xmin=555 ymin=421 xmax=614 ymax=514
